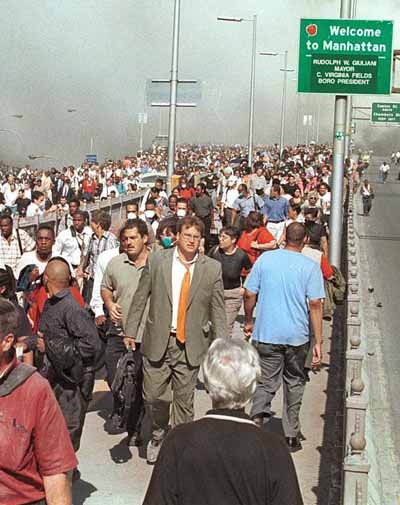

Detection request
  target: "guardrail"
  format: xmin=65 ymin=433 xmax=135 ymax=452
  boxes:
xmin=342 ymin=179 xmax=370 ymax=504
xmin=14 ymin=190 xmax=147 ymax=236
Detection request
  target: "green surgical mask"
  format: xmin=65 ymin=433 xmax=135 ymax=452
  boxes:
xmin=161 ymin=236 xmax=173 ymax=248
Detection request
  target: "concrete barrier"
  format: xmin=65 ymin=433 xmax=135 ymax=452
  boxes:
xmin=14 ymin=190 xmax=147 ymax=236
xmin=342 ymin=177 xmax=400 ymax=504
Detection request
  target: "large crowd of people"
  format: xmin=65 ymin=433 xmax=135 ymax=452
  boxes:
xmin=0 ymin=142 xmax=354 ymax=505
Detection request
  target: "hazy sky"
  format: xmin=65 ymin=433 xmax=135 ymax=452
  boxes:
xmin=0 ymin=0 xmax=399 ymax=166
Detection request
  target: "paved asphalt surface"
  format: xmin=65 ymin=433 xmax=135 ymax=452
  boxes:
xmin=72 ymin=319 xmax=335 ymax=505
xmin=356 ymin=160 xmax=400 ymax=460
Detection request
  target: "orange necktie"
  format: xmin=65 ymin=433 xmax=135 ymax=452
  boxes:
xmin=176 ymin=265 xmax=191 ymax=344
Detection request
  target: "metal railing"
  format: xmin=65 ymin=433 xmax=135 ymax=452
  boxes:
xmin=342 ymin=178 xmax=370 ymax=504
xmin=14 ymin=190 xmax=147 ymax=236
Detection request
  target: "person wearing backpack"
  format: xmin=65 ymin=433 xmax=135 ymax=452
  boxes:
xmin=38 ymin=258 xmax=102 ymax=458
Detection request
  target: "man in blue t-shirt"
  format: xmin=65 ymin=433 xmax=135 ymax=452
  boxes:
xmin=244 ymin=222 xmax=324 ymax=452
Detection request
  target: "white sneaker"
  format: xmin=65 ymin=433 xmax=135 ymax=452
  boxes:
xmin=146 ymin=438 xmax=163 ymax=465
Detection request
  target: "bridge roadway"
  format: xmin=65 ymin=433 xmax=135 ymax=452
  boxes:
xmin=354 ymin=161 xmax=400 ymax=464
xmin=73 ymin=322 xmax=341 ymax=503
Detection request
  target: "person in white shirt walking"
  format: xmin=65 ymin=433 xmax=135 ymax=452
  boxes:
xmin=220 ymin=176 xmax=239 ymax=226
xmin=360 ymin=179 xmax=374 ymax=216
xmin=26 ymin=191 xmax=46 ymax=218
xmin=53 ymin=210 xmax=92 ymax=271
xmin=379 ymin=161 xmax=390 ymax=183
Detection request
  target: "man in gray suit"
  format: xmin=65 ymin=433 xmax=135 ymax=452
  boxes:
xmin=125 ymin=216 xmax=227 ymax=464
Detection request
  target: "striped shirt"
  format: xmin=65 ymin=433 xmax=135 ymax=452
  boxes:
xmin=0 ymin=228 xmax=36 ymax=275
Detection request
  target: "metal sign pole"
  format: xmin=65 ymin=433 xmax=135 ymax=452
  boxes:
xmin=167 ymin=0 xmax=181 ymax=195
xmin=279 ymin=50 xmax=288 ymax=158
xmin=248 ymin=15 xmax=257 ymax=170
xmin=329 ymin=0 xmax=352 ymax=267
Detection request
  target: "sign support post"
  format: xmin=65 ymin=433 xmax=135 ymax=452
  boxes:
xmin=167 ymin=0 xmax=180 ymax=195
xmin=330 ymin=0 xmax=352 ymax=268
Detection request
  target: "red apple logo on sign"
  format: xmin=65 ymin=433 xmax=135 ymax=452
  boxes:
xmin=306 ymin=24 xmax=318 ymax=36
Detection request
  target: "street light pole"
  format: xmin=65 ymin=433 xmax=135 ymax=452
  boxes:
xmin=295 ymin=92 xmax=300 ymax=146
xmin=279 ymin=50 xmax=289 ymax=159
xmin=167 ymin=0 xmax=181 ymax=195
xmin=329 ymin=0 xmax=352 ymax=267
xmin=344 ymin=0 xmax=357 ymax=159
xmin=248 ymin=15 xmax=257 ymax=171
xmin=218 ymin=15 xmax=257 ymax=171
xmin=260 ymin=51 xmax=293 ymax=157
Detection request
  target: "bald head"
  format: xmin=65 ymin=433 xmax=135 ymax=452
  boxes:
xmin=45 ymin=260 xmax=71 ymax=288
xmin=286 ymin=222 xmax=306 ymax=247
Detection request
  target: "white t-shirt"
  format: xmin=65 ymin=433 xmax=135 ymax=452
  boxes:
xmin=15 ymin=251 xmax=50 ymax=280
xmin=26 ymin=202 xmax=44 ymax=218
xmin=319 ymin=192 xmax=331 ymax=215
xmin=221 ymin=187 xmax=239 ymax=208
xmin=90 ymin=247 xmax=120 ymax=317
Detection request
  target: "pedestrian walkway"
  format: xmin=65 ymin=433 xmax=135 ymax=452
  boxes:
xmin=73 ymin=319 xmax=340 ymax=505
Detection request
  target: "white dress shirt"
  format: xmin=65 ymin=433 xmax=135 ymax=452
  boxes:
xmin=171 ymin=248 xmax=197 ymax=331
xmin=26 ymin=202 xmax=44 ymax=218
xmin=100 ymin=185 xmax=119 ymax=199
xmin=53 ymin=225 xmax=92 ymax=266
xmin=221 ymin=187 xmax=239 ymax=209
xmin=90 ymin=247 xmax=120 ymax=317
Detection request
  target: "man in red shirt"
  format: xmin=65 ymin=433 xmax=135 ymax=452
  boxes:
xmin=177 ymin=176 xmax=196 ymax=202
xmin=0 ymin=299 xmax=77 ymax=505
xmin=81 ymin=173 xmax=97 ymax=201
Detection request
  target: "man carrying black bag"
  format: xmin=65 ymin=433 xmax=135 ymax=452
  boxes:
xmin=101 ymin=219 xmax=149 ymax=446
xmin=37 ymin=257 xmax=102 ymax=455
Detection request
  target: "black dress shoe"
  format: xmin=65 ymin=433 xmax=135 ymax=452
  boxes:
xmin=126 ymin=431 xmax=143 ymax=447
xmin=286 ymin=437 xmax=302 ymax=453
xmin=104 ymin=414 xmax=126 ymax=435
xmin=72 ymin=468 xmax=81 ymax=483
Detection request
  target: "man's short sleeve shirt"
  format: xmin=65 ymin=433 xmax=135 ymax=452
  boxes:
xmin=0 ymin=365 xmax=77 ymax=505
xmin=245 ymin=249 xmax=325 ymax=345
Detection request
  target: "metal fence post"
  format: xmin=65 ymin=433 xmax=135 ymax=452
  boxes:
xmin=343 ymin=411 xmax=370 ymax=505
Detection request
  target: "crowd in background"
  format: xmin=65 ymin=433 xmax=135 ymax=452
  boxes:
xmin=0 ymin=141 xmax=357 ymax=505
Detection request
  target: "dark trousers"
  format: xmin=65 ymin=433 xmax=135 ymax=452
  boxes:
xmin=251 ymin=341 xmax=309 ymax=438
xmin=82 ymin=277 xmax=94 ymax=306
xmin=52 ymin=381 xmax=87 ymax=452
xmin=222 ymin=208 xmax=233 ymax=227
xmin=362 ymin=196 xmax=372 ymax=216
xmin=105 ymin=335 xmax=144 ymax=434
xmin=200 ymin=215 xmax=212 ymax=252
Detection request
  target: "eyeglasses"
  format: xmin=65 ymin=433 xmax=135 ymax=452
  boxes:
xmin=182 ymin=232 xmax=201 ymax=242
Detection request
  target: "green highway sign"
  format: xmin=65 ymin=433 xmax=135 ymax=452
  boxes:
xmin=298 ymin=19 xmax=393 ymax=95
xmin=371 ymin=102 xmax=400 ymax=122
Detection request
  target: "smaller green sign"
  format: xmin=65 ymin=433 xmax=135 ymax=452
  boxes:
xmin=335 ymin=131 xmax=344 ymax=140
xmin=371 ymin=102 xmax=400 ymax=123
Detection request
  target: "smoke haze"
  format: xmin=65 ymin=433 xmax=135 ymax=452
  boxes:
xmin=0 ymin=0 xmax=398 ymax=166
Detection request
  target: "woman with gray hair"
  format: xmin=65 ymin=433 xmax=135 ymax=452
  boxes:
xmin=143 ymin=338 xmax=303 ymax=505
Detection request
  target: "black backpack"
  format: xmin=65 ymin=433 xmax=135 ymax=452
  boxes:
xmin=110 ymin=350 xmax=138 ymax=429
